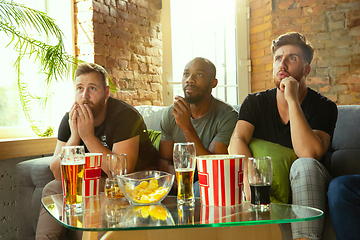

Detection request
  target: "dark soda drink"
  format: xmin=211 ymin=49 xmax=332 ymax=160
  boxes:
xmin=250 ymin=183 xmax=271 ymax=206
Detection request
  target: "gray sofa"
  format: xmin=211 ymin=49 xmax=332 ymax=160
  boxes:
xmin=16 ymin=105 xmax=360 ymax=240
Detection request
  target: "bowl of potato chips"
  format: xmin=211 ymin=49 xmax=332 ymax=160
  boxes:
xmin=117 ymin=171 xmax=174 ymax=205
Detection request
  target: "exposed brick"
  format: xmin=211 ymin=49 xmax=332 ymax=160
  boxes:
xmin=348 ymin=18 xmax=360 ymax=28
xmin=328 ymin=11 xmax=346 ymax=21
xmin=306 ymin=76 xmax=330 ymax=85
xmin=117 ymin=1 xmax=127 ymax=11
xmin=94 ymin=55 xmax=106 ymax=66
xmin=278 ymin=0 xmax=295 ymax=10
xmin=150 ymin=83 xmax=162 ymax=92
xmin=350 ymin=26 xmax=360 ymax=36
xmin=329 ymin=21 xmax=346 ymax=31
xmin=105 ymin=15 xmax=117 ymax=27
xmin=337 ymin=74 xmax=360 ymax=84
xmin=118 ymin=79 xmax=128 ymax=89
xmin=319 ymin=85 xmax=331 ymax=93
xmin=109 ymin=7 xmax=118 ymax=17
xmin=250 ymin=21 xmax=272 ymax=35
xmin=250 ymin=0 xmax=262 ymax=10
xmin=298 ymin=0 xmax=325 ymax=7
xmin=93 ymin=1 xmax=109 ymax=15
xmin=117 ymin=10 xmax=129 ymax=20
xmin=128 ymin=3 xmax=137 ymax=13
xmin=250 ymin=17 xmax=264 ymax=28
xmin=331 ymin=66 xmax=350 ymax=76
xmin=93 ymin=11 xmax=104 ymax=23
xmin=118 ymin=59 xmax=129 ymax=69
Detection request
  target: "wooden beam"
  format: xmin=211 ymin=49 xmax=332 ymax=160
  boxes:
xmin=0 ymin=137 xmax=56 ymax=160
xmin=98 ymin=224 xmax=283 ymax=240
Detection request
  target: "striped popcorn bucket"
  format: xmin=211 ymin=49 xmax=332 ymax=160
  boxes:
xmin=82 ymin=153 xmax=102 ymax=197
xmin=196 ymin=155 xmax=245 ymax=206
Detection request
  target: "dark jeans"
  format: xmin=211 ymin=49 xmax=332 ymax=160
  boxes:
xmin=327 ymin=175 xmax=360 ymax=240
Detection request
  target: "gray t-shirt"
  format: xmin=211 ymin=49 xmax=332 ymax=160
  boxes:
xmin=160 ymin=97 xmax=238 ymax=148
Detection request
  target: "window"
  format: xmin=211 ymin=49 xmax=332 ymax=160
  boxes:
xmin=161 ymin=0 xmax=250 ymax=106
xmin=0 ymin=0 xmax=74 ymax=139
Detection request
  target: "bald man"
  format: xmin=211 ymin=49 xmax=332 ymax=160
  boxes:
xmin=158 ymin=57 xmax=238 ymax=196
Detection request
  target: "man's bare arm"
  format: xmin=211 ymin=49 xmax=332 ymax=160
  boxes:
xmin=228 ymin=120 xmax=255 ymax=201
xmin=158 ymin=140 xmax=175 ymax=174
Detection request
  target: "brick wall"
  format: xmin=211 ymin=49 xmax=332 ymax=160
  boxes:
xmin=249 ymin=0 xmax=360 ymax=104
xmin=74 ymin=0 xmax=163 ymax=106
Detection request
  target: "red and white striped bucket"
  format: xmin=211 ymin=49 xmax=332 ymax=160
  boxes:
xmin=83 ymin=153 xmax=102 ymax=197
xmin=196 ymin=155 xmax=244 ymax=206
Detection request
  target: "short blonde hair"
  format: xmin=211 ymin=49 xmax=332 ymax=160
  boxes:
xmin=75 ymin=63 xmax=109 ymax=88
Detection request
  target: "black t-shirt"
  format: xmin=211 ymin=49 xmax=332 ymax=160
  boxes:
xmin=58 ymin=97 xmax=159 ymax=171
xmin=239 ymin=87 xmax=338 ymax=150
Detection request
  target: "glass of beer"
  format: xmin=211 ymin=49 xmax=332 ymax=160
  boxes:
xmin=106 ymin=153 xmax=127 ymax=199
xmin=61 ymin=146 xmax=86 ymax=211
xmin=173 ymin=142 xmax=196 ymax=204
xmin=247 ymin=156 xmax=273 ymax=210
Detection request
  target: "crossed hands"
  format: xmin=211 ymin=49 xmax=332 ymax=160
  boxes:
xmin=171 ymin=96 xmax=193 ymax=132
xmin=68 ymin=102 xmax=94 ymax=142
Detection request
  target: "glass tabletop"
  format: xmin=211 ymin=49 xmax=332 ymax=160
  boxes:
xmin=42 ymin=193 xmax=323 ymax=232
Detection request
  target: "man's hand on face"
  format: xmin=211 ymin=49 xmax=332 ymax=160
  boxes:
xmin=76 ymin=103 xmax=95 ymax=140
xmin=172 ymin=96 xmax=193 ymax=131
xmin=279 ymin=76 xmax=299 ymax=104
xmin=68 ymin=103 xmax=80 ymax=141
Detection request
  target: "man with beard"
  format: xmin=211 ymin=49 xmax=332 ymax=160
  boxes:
xmin=158 ymin=57 xmax=238 ymax=196
xmin=228 ymin=32 xmax=337 ymax=240
xmin=36 ymin=63 xmax=159 ymax=239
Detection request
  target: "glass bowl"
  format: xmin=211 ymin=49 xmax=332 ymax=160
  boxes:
xmin=117 ymin=171 xmax=174 ymax=205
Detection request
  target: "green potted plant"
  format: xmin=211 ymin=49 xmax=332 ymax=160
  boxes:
xmin=0 ymin=0 xmax=79 ymax=137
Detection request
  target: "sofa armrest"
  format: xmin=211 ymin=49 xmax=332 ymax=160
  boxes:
xmin=16 ymin=156 xmax=54 ymax=240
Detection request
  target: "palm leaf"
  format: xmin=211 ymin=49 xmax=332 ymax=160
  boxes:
xmin=0 ymin=1 xmax=82 ymax=137
xmin=0 ymin=0 xmax=63 ymax=38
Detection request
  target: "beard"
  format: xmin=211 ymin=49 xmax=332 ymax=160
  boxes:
xmin=81 ymin=99 xmax=106 ymax=118
xmin=183 ymin=84 xmax=211 ymax=104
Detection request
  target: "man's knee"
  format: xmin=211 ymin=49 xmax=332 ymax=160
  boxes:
xmin=290 ymin=158 xmax=318 ymax=176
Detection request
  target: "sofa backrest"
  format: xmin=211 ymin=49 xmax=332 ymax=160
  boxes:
xmin=329 ymin=105 xmax=360 ymax=177
xmin=135 ymin=105 xmax=168 ymax=131
xmin=135 ymin=105 xmax=241 ymax=132
xmin=136 ymin=104 xmax=360 ymax=178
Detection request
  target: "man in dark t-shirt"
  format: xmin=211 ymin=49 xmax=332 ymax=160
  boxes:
xmin=229 ymin=32 xmax=337 ymax=240
xmin=36 ymin=63 xmax=158 ymax=240
xmin=57 ymin=97 xmax=158 ymax=172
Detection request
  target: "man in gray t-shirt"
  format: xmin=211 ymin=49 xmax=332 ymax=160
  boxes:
xmin=158 ymin=57 xmax=238 ymax=195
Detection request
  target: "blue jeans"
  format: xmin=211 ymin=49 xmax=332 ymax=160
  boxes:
xmin=327 ymin=175 xmax=360 ymax=240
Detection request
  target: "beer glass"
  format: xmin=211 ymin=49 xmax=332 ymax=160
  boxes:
xmin=61 ymin=146 xmax=86 ymax=211
xmin=106 ymin=153 xmax=127 ymax=199
xmin=107 ymin=153 xmax=127 ymax=178
xmin=173 ymin=142 xmax=196 ymax=204
xmin=247 ymin=156 xmax=273 ymax=210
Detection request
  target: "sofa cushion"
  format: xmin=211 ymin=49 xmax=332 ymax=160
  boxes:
xmin=148 ymin=130 xmax=161 ymax=151
xmin=249 ymin=139 xmax=297 ymax=204
xmin=16 ymin=156 xmax=54 ymax=240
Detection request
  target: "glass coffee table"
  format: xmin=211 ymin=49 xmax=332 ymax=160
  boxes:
xmin=42 ymin=193 xmax=323 ymax=240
